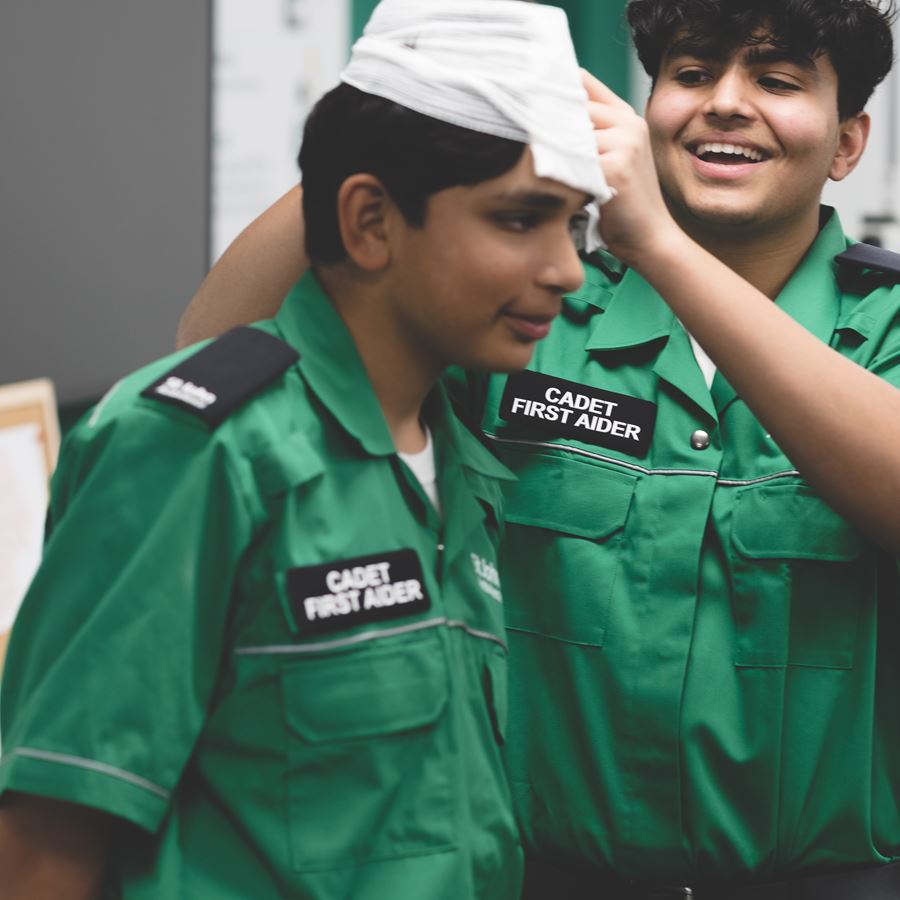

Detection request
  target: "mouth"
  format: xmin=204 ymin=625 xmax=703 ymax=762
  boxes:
xmin=686 ymin=140 xmax=772 ymax=166
xmin=502 ymin=311 xmax=557 ymax=342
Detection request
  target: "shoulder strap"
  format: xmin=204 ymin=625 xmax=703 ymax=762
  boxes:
xmin=141 ymin=326 xmax=299 ymax=428
xmin=834 ymin=242 xmax=900 ymax=280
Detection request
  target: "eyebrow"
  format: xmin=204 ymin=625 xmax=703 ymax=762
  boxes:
xmin=744 ymin=46 xmax=818 ymax=73
xmin=665 ymin=38 xmax=818 ymax=74
xmin=492 ymin=191 xmax=592 ymax=211
xmin=492 ymin=191 xmax=569 ymax=209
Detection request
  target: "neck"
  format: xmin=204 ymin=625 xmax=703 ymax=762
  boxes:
xmin=670 ymin=203 xmax=823 ymax=299
xmin=317 ymin=267 xmax=439 ymax=454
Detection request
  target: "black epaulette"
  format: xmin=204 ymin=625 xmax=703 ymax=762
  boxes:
xmin=141 ymin=326 xmax=299 ymax=428
xmin=834 ymin=242 xmax=900 ymax=281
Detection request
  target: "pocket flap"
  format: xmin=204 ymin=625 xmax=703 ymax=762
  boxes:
xmin=732 ymin=484 xmax=864 ymax=561
xmin=503 ymin=454 xmax=636 ymax=539
xmin=282 ymin=636 xmax=449 ymax=743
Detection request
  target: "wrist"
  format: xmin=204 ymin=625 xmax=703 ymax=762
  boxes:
xmin=615 ymin=222 xmax=693 ymax=274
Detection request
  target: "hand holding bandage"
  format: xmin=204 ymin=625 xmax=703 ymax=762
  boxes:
xmin=582 ymin=70 xmax=679 ymax=266
xmin=342 ymin=0 xmax=613 ymax=202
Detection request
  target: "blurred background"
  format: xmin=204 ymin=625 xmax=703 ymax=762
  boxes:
xmin=1 ymin=0 xmax=898 ymax=422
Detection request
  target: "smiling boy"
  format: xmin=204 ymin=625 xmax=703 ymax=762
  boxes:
xmin=0 ymin=2 xmax=608 ymax=898
xmin=176 ymin=0 xmax=900 ymax=897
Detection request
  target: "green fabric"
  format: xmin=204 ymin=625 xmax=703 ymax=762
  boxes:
xmin=469 ymin=209 xmax=900 ymax=884
xmin=542 ymin=1 xmax=631 ymax=98
xmin=0 ymin=272 xmax=521 ymax=899
xmin=352 ymin=0 xmax=380 ymax=42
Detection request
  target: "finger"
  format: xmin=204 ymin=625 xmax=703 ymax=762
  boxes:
xmin=586 ymin=100 xmax=634 ymax=129
xmin=581 ymin=68 xmax=633 ymax=112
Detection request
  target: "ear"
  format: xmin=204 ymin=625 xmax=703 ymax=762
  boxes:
xmin=829 ymin=112 xmax=870 ymax=182
xmin=336 ymin=174 xmax=393 ymax=271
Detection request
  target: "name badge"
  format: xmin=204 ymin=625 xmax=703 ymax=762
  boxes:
xmin=287 ymin=549 xmax=431 ymax=636
xmin=500 ymin=370 xmax=657 ymax=457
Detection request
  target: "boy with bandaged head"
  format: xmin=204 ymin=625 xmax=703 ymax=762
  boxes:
xmin=0 ymin=2 xmax=610 ymax=897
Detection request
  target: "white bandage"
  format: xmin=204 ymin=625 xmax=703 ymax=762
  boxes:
xmin=341 ymin=0 xmax=613 ymax=204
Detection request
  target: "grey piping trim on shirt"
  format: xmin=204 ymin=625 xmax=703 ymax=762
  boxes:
xmin=483 ymin=433 xmax=801 ymax=486
xmin=235 ymin=615 xmax=507 ymax=657
xmin=8 ymin=747 xmax=170 ymax=800
xmin=446 ymin=620 xmax=508 ymax=652
xmin=87 ymin=380 xmax=122 ymax=428
xmin=716 ymin=470 xmax=801 ymax=487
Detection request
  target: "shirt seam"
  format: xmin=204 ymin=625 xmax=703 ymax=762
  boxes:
xmin=235 ymin=616 xmax=507 ymax=656
xmin=4 ymin=747 xmax=170 ymax=800
xmin=484 ymin=433 xmax=801 ymax=485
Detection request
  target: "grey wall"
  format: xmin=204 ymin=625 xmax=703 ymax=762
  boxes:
xmin=1 ymin=2 xmax=210 ymax=406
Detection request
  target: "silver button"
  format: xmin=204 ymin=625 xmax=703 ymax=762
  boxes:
xmin=690 ymin=429 xmax=711 ymax=451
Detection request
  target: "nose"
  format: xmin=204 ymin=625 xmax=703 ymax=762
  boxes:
xmin=537 ymin=225 xmax=585 ymax=296
xmin=703 ymin=68 xmax=754 ymax=120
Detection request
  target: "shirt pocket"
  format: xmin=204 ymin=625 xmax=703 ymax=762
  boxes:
xmin=281 ymin=629 xmax=455 ymax=872
xmin=730 ymin=483 xmax=870 ymax=668
xmin=500 ymin=452 xmax=637 ymax=646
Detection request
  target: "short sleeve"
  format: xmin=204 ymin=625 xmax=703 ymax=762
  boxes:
xmin=0 ymin=406 xmax=255 ymax=833
xmin=870 ymin=340 xmax=900 ymax=389
xmin=837 ymin=282 xmax=900 ymax=390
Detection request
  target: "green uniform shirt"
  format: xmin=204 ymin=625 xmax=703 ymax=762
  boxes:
xmin=0 ymin=273 xmax=522 ymax=899
xmin=468 ymin=208 xmax=900 ymax=884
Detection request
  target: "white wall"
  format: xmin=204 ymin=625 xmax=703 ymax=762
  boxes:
xmin=823 ymin=67 xmax=899 ymax=243
xmin=0 ymin=2 xmax=209 ymax=406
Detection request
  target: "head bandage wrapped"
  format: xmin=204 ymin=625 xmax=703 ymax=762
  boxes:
xmin=341 ymin=0 xmax=613 ymax=206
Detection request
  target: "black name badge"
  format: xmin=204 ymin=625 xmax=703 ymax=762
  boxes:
xmin=286 ymin=549 xmax=431 ymax=637
xmin=500 ymin=370 xmax=657 ymax=457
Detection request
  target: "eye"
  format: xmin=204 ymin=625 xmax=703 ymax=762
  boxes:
xmin=568 ymin=212 xmax=591 ymax=249
xmin=759 ymin=75 xmax=801 ymax=92
xmin=569 ymin=210 xmax=589 ymax=229
xmin=674 ymin=68 xmax=711 ymax=86
xmin=492 ymin=212 xmax=542 ymax=233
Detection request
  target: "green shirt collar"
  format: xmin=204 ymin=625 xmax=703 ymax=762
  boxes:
xmin=428 ymin=385 xmax=515 ymax=483
xmin=275 ymin=271 xmax=395 ymax=456
xmin=274 ymin=271 xmax=513 ymax=482
xmin=586 ymin=206 xmax=848 ymax=352
xmin=580 ymin=207 xmax=850 ymax=421
xmin=775 ymin=206 xmax=847 ymax=345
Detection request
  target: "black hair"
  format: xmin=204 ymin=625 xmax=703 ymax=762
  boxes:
xmin=298 ymin=83 xmax=525 ymax=265
xmin=626 ymin=0 xmax=896 ymax=118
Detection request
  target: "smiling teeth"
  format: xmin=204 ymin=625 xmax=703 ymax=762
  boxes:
xmin=695 ymin=142 xmax=765 ymax=162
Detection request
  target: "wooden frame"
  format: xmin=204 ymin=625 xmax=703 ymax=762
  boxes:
xmin=0 ymin=378 xmax=60 ymax=475
xmin=0 ymin=378 xmax=60 ymax=672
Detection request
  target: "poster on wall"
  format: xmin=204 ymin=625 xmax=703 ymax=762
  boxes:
xmin=211 ymin=0 xmax=351 ymax=262
xmin=0 ymin=379 xmax=60 ymax=678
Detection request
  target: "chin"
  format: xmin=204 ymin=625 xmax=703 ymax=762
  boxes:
xmin=682 ymin=198 xmax=769 ymax=232
xmin=466 ymin=347 xmax=537 ymax=375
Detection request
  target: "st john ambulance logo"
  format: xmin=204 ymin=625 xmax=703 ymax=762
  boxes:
xmin=500 ymin=370 xmax=657 ymax=457
xmin=154 ymin=376 xmax=217 ymax=410
xmin=287 ymin=549 xmax=432 ymax=636
xmin=471 ymin=553 xmax=502 ymax=603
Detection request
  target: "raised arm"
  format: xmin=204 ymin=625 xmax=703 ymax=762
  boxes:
xmin=0 ymin=793 xmax=111 ymax=900
xmin=584 ymin=72 xmax=900 ymax=554
xmin=176 ymin=185 xmax=308 ymax=348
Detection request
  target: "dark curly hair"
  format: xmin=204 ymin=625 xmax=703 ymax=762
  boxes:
xmin=626 ymin=0 xmax=896 ymax=118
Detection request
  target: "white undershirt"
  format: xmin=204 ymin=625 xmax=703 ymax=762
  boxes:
xmin=398 ymin=427 xmax=442 ymax=516
xmin=687 ymin=330 xmax=717 ymax=389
